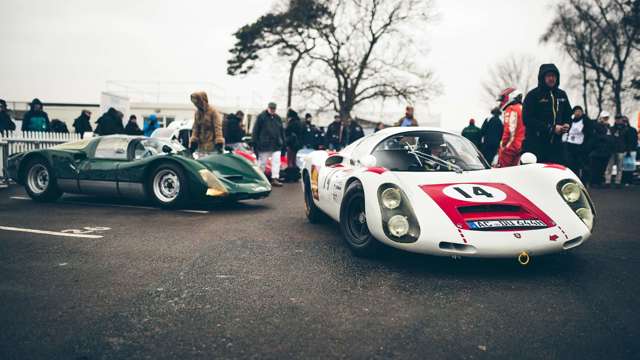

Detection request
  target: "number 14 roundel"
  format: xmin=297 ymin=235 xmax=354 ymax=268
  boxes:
xmin=442 ymin=184 xmax=507 ymax=203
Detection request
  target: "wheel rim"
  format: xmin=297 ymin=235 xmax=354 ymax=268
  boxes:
xmin=27 ymin=164 xmax=49 ymax=194
xmin=304 ymin=178 xmax=312 ymax=216
xmin=345 ymin=195 xmax=370 ymax=245
xmin=153 ymin=169 xmax=180 ymax=203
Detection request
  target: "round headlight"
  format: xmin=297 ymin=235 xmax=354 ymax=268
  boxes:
xmin=388 ymin=215 xmax=409 ymax=237
xmin=381 ymin=188 xmax=402 ymax=209
xmin=561 ymin=182 xmax=581 ymax=203
xmin=576 ymin=207 xmax=594 ymax=230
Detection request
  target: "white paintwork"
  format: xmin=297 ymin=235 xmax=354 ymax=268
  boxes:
xmin=301 ymin=127 xmax=593 ymax=259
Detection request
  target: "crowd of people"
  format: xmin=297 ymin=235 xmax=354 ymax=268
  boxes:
xmin=461 ymin=63 xmax=639 ymax=188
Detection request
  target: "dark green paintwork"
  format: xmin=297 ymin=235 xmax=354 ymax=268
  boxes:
xmin=7 ymin=135 xmax=271 ymax=202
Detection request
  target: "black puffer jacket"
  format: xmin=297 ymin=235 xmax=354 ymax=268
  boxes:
xmin=522 ymin=64 xmax=572 ymax=162
xmin=224 ymin=114 xmax=245 ymax=144
xmin=589 ymin=122 xmax=615 ymax=159
xmin=252 ymin=110 xmax=284 ymax=152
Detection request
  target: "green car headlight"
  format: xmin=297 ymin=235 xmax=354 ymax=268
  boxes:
xmin=560 ymin=182 xmax=581 ymax=203
xmin=381 ymin=187 xmax=402 ymax=209
xmin=199 ymin=169 xmax=228 ymax=197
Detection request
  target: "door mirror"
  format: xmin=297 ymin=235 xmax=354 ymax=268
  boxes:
xmin=360 ymin=155 xmax=377 ymax=168
xmin=520 ymin=152 xmax=537 ymax=165
xmin=162 ymin=145 xmax=173 ymax=154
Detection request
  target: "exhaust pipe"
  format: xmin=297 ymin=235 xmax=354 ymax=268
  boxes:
xmin=517 ymin=251 xmax=530 ymax=266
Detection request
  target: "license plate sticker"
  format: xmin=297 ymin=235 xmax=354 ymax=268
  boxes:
xmin=467 ymin=219 xmax=546 ymax=230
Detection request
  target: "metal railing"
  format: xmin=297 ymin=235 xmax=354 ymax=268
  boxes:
xmin=0 ymin=131 xmax=82 ymax=183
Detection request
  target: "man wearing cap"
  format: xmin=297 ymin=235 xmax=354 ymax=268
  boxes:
xmin=252 ymin=102 xmax=285 ymax=187
xmin=522 ymin=64 xmax=573 ymax=164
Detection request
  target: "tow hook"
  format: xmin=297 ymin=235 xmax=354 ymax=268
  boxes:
xmin=517 ymin=251 xmax=530 ymax=266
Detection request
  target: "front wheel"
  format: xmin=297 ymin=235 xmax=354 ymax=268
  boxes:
xmin=24 ymin=158 xmax=62 ymax=202
xmin=339 ymin=181 xmax=383 ymax=257
xmin=147 ymin=163 xmax=188 ymax=209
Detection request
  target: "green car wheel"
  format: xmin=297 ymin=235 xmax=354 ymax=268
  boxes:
xmin=24 ymin=158 xmax=62 ymax=202
xmin=148 ymin=163 xmax=188 ymax=209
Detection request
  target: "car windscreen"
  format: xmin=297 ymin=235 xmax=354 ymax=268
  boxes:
xmin=372 ymin=131 xmax=489 ymax=172
xmin=132 ymin=138 xmax=187 ymax=160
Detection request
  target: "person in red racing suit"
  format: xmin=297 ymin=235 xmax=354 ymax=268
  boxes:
xmin=497 ymin=88 xmax=525 ymax=167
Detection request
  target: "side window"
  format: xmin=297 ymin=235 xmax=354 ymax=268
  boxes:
xmin=94 ymin=138 xmax=130 ymax=160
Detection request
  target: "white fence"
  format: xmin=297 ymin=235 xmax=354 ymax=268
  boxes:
xmin=0 ymin=131 xmax=82 ymax=182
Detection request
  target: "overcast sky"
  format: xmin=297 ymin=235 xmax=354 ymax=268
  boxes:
xmin=0 ymin=0 xmax=568 ymax=130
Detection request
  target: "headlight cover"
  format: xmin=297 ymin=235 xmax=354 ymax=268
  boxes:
xmin=199 ymin=169 xmax=228 ymax=197
xmin=377 ymin=184 xmax=420 ymax=243
xmin=556 ymin=179 xmax=595 ymax=231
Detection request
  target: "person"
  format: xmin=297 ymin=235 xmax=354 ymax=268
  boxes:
xmin=285 ymin=109 xmax=304 ymax=169
xmin=374 ymin=122 xmax=386 ymax=133
xmin=522 ymin=64 xmax=572 ymax=164
xmin=325 ymin=115 xmax=343 ymax=150
xmin=588 ymin=113 xmax=615 ymax=187
xmin=339 ymin=117 xmax=364 ymax=147
xmin=604 ymin=115 xmax=628 ymax=188
xmin=252 ymin=102 xmax=285 ymax=187
xmin=124 ymin=115 xmax=143 ymax=135
xmin=563 ymin=106 xmax=593 ymax=180
xmin=0 ymin=99 xmax=16 ymax=136
xmin=497 ymin=88 xmax=525 ymax=167
xmin=480 ymin=107 xmax=503 ymax=164
xmin=461 ymin=118 xmax=482 ymax=148
xmin=224 ymin=111 xmax=246 ymax=150
xmin=396 ymin=106 xmax=418 ymax=127
xmin=94 ymin=107 xmax=124 ymax=136
xmin=143 ymin=114 xmax=159 ymax=137
xmin=190 ymin=92 xmax=224 ymax=157
xmin=301 ymin=113 xmax=322 ymax=149
xmin=49 ymin=119 xmax=69 ymax=133
xmin=21 ymin=98 xmax=50 ymax=132
xmin=621 ymin=116 xmax=638 ymax=186
xmin=72 ymin=110 xmax=92 ymax=138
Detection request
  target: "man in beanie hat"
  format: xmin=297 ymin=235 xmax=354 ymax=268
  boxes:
xmin=252 ymin=102 xmax=285 ymax=186
xmin=21 ymin=98 xmax=50 ymax=132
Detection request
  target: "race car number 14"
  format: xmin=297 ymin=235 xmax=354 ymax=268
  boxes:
xmin=442 ymin=184 xmax=507 ymax=203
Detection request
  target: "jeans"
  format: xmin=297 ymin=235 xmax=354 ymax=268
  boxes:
xmin=605 ymin=153 xmax=624 ymax=185
xmin=258 ymin=151 xmax=281 ymax=180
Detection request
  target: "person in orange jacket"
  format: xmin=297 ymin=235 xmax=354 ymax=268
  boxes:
xmin=497 ymin=88 xmax=525 ymax=167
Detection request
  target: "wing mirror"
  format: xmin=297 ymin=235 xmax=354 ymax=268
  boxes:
xmin=162 ymin=145 xmax=173 ymax=154
xmin=360 ymin=155 xmax=377 ymax=168
xmin=520 ymin=152 xmax=537 ymax=165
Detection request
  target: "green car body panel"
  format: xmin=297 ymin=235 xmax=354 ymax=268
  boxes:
xmin=7 ymin=135 xmax=271 ymax=204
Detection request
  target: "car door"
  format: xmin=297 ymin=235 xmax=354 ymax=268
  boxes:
xmin=77 ymin=137 xmax=130 ymax=197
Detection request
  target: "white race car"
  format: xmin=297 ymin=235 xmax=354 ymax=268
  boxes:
xmin=301 ymin=127 xmax=595 ymax=265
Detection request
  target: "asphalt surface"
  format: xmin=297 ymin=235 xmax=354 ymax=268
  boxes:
xmin=0 ymin=182 xmax=639 ymax=359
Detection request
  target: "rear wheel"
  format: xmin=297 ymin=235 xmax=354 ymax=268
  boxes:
xmin=339 ymin=181 xmax=383 ymax=257
xmin=303 ymin=171 xmax=326 ymax=223
xmin=147 ymin=163 xmax=188 ymax=209
xmin=24 ymin=158 xmax=62 ymax=202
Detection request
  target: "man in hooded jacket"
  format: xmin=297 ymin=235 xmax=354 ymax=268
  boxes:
xmin=94 ymin=108 xmax=124 ymax=136
xmin=522 ymin=64 xmax=572 ymax=164
xmin=190 ymin=92 xmax=224 ymax=156
xmin=72 ymin=110 xmax=92 ymax=138
xmin=0 ymin=99 xmax=16 ymax=136
xmin=21 ymin=98 xmax=50 ymax=132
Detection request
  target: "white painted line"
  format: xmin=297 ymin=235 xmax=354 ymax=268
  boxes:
xmin=10 ymin=196 xmax=209 ymax=214
xmin=0 ymin=225 xmax=103 ymax=239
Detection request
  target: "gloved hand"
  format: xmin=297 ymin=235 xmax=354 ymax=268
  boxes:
xmin=215 ymin=143 xmax=224 ymax=154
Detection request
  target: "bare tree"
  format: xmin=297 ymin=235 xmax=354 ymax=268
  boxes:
xmin=481 ymin=54 xmax=538 ymax=106
xmin=298 ymin=0 xmax=439 ymax=120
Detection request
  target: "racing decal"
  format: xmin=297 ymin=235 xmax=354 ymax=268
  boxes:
xmin=311 ymin=165 xmax=320 ymax=200
xmin=549 ymin=234 xmax=559 ymax=241
xmin=366 ymin=167 xmax=387 ymax=174
xmin=442 ymin=184 xmax=506 ymax=203
xmin=420 ymin=183 xmax=555 ymax=231
xmin=543 ymin=163 xmax=567 ymax=170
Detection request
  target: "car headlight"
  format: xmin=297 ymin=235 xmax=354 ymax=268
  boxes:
xmin=381 ymin=187 xmax=402 ymax=209
xmin=560 ymin=182 xmax=581 ymax=203
xmin=199 ymin=169 xmax=228 ymax=197
xmin=557 ymin=179 xmax=595 ymax=231
xmin=576 ymin=208 xmax=594 ymax=230
xmin=388 ymin=215 xmax=409 ymax=237
xmin=377 ymin=184 xmax=420 ymax=243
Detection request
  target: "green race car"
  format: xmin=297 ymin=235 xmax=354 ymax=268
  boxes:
xmin=6 ymin=135 xmax=271 ymax=208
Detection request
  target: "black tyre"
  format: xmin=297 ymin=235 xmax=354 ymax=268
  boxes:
xmin=147 ymin=163 xmax=188 ymax=209
xmin=23 ymin=157 xmax=62 ymax=202
xmin=303 ymin=171 xmax=326 ymax=223
xmin=339 ymin=181 xmax=383 ymax=257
